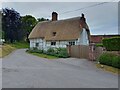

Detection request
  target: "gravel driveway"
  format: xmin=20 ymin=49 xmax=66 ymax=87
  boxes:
xmin=2 ymin=49 xmax=118 ymax=88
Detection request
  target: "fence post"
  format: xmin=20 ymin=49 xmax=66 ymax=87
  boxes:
xmin=67 ymin=45 xmax=71 ymax=56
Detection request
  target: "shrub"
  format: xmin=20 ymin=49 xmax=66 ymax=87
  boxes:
xmin=98 ymin=52 xmax=120 ymax=69
xmin=112 ymin=56 xmax=120 ymax=69
xmin=56 ymin=48 xmax=69 ymax=58
xmin=96 ymin=43 xmax=103 ymax=47
xmin=102 ymin=37 xmax=120 ymax=51
xmin=46 ymin=48 xmax=56 ymax=55
xmin=27 ymin=47 xmax=43 ymax=53
xmin=98 ymin=53 xmax=114 ymax=66
xmin=27 ymin=47 xmax=69 ymax=58
xmin=46 ymin=48 xmax=69 ymax=58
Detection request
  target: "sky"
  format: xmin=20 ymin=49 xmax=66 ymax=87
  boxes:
xmin=1 ymin=0 xmax=119 ymax=35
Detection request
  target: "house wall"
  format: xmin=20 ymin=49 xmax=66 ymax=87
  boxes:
xmin=30 ymin=38 xmax=44 ymax=50
xmin=30 ymin=39 xmax=78 ymax=50
xmin=29 ymin=28 xmax=89 ymax=50
xmin=45 ymin=40 xmax=78 ymax=50
xmin=78 ymin=28 xmax=89 ymax=45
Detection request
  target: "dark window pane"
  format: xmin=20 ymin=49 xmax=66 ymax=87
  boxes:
xmin=51 ymin=42 xmax=56 ymax=45
xmin=36 ymin=43 xmax=39 ymax=47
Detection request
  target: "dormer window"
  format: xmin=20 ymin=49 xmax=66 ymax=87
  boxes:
xmin=53 ymin=32 xmax=56 ymax=36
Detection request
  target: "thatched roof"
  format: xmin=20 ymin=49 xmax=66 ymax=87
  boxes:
xmin=28 ymin=17 xmax=89 ymax=41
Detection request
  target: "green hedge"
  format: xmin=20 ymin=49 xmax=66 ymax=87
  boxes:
xmin=112 ymin=56 xmax=120 ymax=68
xmin=102 ymin=37 xmax=120 ymax=51
xmin=98 ymin=52 xmax=120 ymax=69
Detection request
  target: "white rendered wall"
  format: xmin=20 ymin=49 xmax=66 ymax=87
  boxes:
xmin=78 ymin=28 xmax=89 ymax=45
xmin=30 ymin=38 xmax=44 ymax=49
xmin=45 ymin=41 xmax=68 ymax=50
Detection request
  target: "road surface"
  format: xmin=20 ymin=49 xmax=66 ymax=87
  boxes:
xmin=2 ymin=49 xmax=118 ymax=88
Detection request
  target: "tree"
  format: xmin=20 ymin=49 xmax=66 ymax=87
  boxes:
xmin=37 ymin=17 xmax=49 ymax=22
xmin=2 ymin=8 xmax=22 ymax=43
xmin=21 ymin=15 xmax=37 ymax=42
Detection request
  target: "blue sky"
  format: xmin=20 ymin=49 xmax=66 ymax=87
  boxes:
xmin=1 ymin=1 xmax=119 ymax=35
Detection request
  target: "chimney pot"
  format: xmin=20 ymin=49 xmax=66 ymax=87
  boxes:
xmin=80 ymin=13 xmax=86 ymax=22
xmin=82 ymin=13 xmax=84 ymax=18
xmin=52 ymin=12 xmax=58 ymax=21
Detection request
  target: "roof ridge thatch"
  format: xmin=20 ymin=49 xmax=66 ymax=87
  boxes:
xmin=29 ymin=16 xmax=89 ymax=40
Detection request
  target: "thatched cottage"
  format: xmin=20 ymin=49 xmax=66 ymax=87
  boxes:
xmin=28 ymin=12 xmax=90 ymax=50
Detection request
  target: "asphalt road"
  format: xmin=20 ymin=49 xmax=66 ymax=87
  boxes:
xmin=2 ymin=49 xmax=118 ymax=88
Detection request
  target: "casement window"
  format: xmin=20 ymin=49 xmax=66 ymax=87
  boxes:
xmin=69 ymin=41 xmax=75 ymax=45
xmin=35 ymin=43 xmax=39 ymax=47
xmin=52 ymin=32 xmax=56 ymax=36
xmin=51 ymin=42 xmax=56 ymax=46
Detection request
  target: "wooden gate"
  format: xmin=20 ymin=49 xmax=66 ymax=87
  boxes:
xmin=67 ymin=45 xmax=104 ymax=60
xmin=67 ymin=45 xmax=89 ymax=59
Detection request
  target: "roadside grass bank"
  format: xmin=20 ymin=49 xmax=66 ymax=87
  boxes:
xmin=96 ymin=63 xmax=120 ymax=74
xmin=0 ymin=42 xmax=29 ymax=58
xmin=0 ymin=44 xmax=15 ymax=58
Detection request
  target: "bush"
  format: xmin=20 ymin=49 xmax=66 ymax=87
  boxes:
xmin=98 ymin=52 xmax=120 ymax=69
xmin=46 ymin=48 xmax=56 ymax=55
xmin=27 ymin=47 xmax=69 ymax=58
xmin=46 ymin=48 xmax=69 ymax=58
xmin=102 ymin=37 xmax=120 ymax=51
xmin=98 ymin=53 xmax=114 ymax=66
xmin=27 ymin=47 xmax=43 ymax=53
xmin=96 ymin=43 xmax=103 ymax=47
xmin=56 ymin=48 xmax=69 ymax=58
xmin=112 ymin=56 xmax=120 ymax=69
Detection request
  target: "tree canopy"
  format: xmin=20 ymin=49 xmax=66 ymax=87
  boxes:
xmin=37 ymin=18 xmax=49 ymax=22
xmin=2 ymin=8 xmax=49 ymax=43
xmin=21 ymin=15 xmax=37 ymax=42
xmin=2 ymin=8 xmax=22 ymax=43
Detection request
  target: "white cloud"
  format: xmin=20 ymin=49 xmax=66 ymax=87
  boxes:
xmin=2 ymin=0 xmax=120 ymax=2
xmin=2 ymin=2 xmax=119 ymax=35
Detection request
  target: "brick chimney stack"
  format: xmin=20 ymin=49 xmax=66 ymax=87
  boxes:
xmin=81 ymin=13 xmax=86 ymax=22
xmin=80 ymin=13 xmax=86 ymax=28
xmin=52 ymin=12 xmax=58 ymax=21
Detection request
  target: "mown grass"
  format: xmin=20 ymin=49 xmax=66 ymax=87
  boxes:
xmin=9 ymin=42 xmax=29 ymax=49
xmin=27 ymin=52 xmax=58 ymax=59
xmin=96 ymin=63 xmax=120 ymax=74
xmin=0 ymin=44 xmax=16 ymax=58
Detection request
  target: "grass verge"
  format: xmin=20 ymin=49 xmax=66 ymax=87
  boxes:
xmin=96 ymin=63 xmax=120 ymax=74
xmin=27 ymin=51 xmax=58 ymax=59
xmin=0 ymin=42 xmax=29 ymax=58
xmin=0 ymin=44 xmax=16 ymax=58
xmin=9 ymin=42 xmax=29 ymax=49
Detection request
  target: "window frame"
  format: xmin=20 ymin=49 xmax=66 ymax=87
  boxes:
xmin=69 ymin=41 xmax=75 ymax=45
xmin=51 ymin=42 xmax=56 ymax=46
xmin=35 ymin=43 xmax=39 ymax=47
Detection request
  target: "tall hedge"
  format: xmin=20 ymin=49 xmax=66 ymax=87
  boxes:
xmin=102 ymin=37 xmax=120 ymax=51
xmin=98 ymin=52 xmax=120 ymax=69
